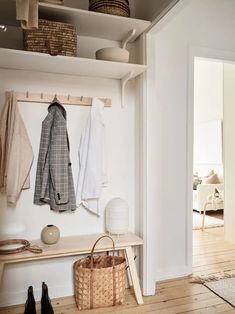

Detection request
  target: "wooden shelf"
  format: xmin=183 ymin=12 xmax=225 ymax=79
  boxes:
xmin=0 ymin=48 xmax=147 ymax=79
xmin=39 ymin=3 xmax=151 ymax=42
xmin=1 ymin=1 xmax=151 ymax=42
xmin=0 ymin=232 xmax=143 ymax=263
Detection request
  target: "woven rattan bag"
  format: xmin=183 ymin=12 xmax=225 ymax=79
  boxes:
xmin=74 ymin=235 xmax=126 ymax=310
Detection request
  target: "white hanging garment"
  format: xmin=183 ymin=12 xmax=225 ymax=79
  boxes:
xmin=76 ymin=97 xmax=107 ymax=216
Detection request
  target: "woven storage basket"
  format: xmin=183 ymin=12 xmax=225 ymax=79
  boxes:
xmin=23 ymin=19 xmax=77 ymax=57
xmin=74 ymin=235 xmax=126 ymax=310
xmin=89 ymin=0 xmax=130 ymax=17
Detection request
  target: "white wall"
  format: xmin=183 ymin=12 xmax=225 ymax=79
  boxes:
xmin=194 ymin=59 xmax=223 ymax=176
xmin=134 ymin=0 xmax=177 ymax=21
xmin=0 ymin=70 xmax=138 ymax=305
xmin=224 ymin=63 xmax=235 ymax=243
xmin=145 ymin=0 xmax=235 ymax=293
xmin=194 ymin=58 xmax=223 ymax=124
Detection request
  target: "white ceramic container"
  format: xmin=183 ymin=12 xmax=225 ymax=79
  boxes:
xmin=96 ymin=47 xmax=129 ymax=63
xmin=41 ymin=225 xmax=60 ymax=245
xmin=105 ymin=198 xmax=129 ymax=235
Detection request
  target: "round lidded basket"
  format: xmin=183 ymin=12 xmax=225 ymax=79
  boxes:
xmin=89 ymin=0 xmax=130 ymax=17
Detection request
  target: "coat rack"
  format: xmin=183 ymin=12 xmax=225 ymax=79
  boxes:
xmin=8 ymin=91 xmax=112 ymax=107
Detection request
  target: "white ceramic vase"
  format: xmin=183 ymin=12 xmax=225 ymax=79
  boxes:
xmin=41 ymin=225 xmax=60 ymax=245
xmin=105 ymin=198 xmax=129 ymax=235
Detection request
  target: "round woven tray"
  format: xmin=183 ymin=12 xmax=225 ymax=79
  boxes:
xmin=89 ymin=0 xmax=130 ymax=17
xmin=89 ymin=0 xmax=129 ymax=4
xmin=89 ymin=0 xmax=129 ymax=8
xmin=0 ymin=239 xmax=42 ymax=255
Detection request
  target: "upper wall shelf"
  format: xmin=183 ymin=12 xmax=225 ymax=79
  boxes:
xmin=0 ymin=48 xmax=146 ymax=80
xmin=39 ymin=3 xmax=151 ymax=42
xmin=0 ymin=1 xmax=151 ymax=42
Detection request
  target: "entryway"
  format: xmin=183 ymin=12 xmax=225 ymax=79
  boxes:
xmin=192 ymin=57 xmax=224 ymax=232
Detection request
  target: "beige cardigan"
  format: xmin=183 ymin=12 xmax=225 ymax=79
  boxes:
xmin=0 ymin=91 xmax=33 ymax=203
xmin=16 ymin=0 xmax=38 ymax=29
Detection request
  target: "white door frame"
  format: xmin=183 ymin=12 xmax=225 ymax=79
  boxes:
xmin=187 ymin=46 xmax=235 ymax=253
xmin=141 ymin=43 xmax=235 ymax=295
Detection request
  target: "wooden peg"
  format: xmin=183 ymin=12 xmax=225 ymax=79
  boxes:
xmin=67 ymin=94 xmax=70 ymax=101
xmin=40 ymin=93 xmax=43 ymax=99
xmin=26 ymin=91 xmax=29 ymax=98
xmin=80 ymin=96 xmax=83 ymax=102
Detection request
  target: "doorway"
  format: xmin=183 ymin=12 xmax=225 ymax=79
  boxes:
xmin=191 ymin=56 xmax=235 ymax=281
xmin=192 ymin=58 xmax=224 ymax=232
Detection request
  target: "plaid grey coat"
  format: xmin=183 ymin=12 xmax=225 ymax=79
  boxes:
xmin=34 ymin=102 xmax=76 ymax=211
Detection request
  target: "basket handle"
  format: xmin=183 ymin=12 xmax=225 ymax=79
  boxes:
xmin=90 ymin=235 xmax=117 ymax=309
xmin=90 ymin=235 xmax=115 ymax=269
xmin=45 ymin=40 xmax=62 ymax=56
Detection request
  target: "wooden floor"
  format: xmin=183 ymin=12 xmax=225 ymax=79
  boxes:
xmin=206 ymin=210 xmax=224 ymax=220
xmin=1 ymin=227 xmax=235 ymax=313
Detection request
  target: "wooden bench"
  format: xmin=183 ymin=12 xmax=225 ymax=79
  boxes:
xmin=0 ymin=232 xmax=144 ymax=305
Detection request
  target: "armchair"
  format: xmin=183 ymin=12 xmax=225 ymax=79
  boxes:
xmin=193 ymin=183 xmax=224 ymax=213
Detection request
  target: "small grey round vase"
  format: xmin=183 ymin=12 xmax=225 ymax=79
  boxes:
xmin=41 ymin=225 xmax=60 ymax=245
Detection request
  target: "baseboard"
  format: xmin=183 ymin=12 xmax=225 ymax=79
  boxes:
xmin=0 ymin=266 xmax=192 ymax=307
xmin=0 ymin=284 xmax=73 ymax=307
xmin=155 ymin=265 xmax=192 ymax=283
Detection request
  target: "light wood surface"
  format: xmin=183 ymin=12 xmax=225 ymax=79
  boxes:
xmin=0 ymin=233 xmax=143 ymax=263
xmin=1 ymin=227 xmax=234 ymax=313
xmin=0 ymin=49 xmax=147 ymax=80
xmin=10 ymin=91 xmax=112 ymax=107
xmin=0 ymin=233 xmax=144 ymax=306
xmin=125 ymin=246 xmax=143 ymax=305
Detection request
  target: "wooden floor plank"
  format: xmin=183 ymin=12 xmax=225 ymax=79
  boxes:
xmin=1 ymin=227 xmax=235 ymax=314
xmin=181 ymin=303 xmax=233 ymax=314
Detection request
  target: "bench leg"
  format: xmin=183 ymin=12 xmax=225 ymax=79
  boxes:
xmin=125 ymin=246 xmax=144 ymax=305
xmin=0 ymin=262 xmax=4 ymax=282
xmin=119 ymin=250 xmax=132 ymax=288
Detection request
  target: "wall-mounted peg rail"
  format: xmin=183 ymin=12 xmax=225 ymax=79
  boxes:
xmin=9 ymin=91 xmax=112 ymax=107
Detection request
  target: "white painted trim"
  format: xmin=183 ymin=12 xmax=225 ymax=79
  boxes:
xmin=186 ymin=47 xmax=194 ymax=274
xmin=139 ymin=32 xmax=155 ymax=296
xmin=189 ymin=47 xmax=235 ymax=65
xmin=156 ymin=265 xmax=191 ymax=282
xmin=142 ymin=25 xmax=194 ymax=296
xmin=141 ymin=42 xmax=235 ymax=297
xmin=144 ymin=0 xmax=180 ymax=34
xmin=187 ymin=46 xmax=235 ymax=272
xmin=0 ymin=284 xmax=73 ymax=307
xmin=141 ymin=32 xmax=160 ymax=296
xmin=147 ymin=0 xmax=190 ymax=36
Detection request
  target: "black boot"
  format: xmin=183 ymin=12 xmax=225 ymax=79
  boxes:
xmin=24 ymin=286 xmax=36 ymax=314
xmin=41 ymin=282 xmax=54 ymax=314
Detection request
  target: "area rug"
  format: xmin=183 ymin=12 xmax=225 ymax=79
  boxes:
xmin=193 ymin=211 xmax=224 ymax=230
xmin=191 ymin=272 xmax=235 ymax=307
xmin=204 ymin=277 xmax=235 ymax=307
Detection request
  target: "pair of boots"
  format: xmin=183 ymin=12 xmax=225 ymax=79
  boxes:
xmin=24 ymin=282 xmax=54 ymax=314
